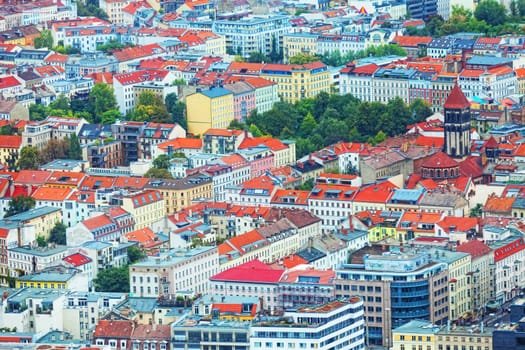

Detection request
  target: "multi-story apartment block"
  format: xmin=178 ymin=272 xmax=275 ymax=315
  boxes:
xmin=112 ymin=120 xmax=144 ymax=164
xmin=111 ymin=190 xmax=164 ymax=230
xmin=307 ymin=183 xmax=357 ymax=233
xmin=278 ymin=268 xmax=335 ymax=309
xmin=490 ymin=235 xmax=525 ymax=304
xmin=145 ymin=175 xmax=213 ymax=214
xmin=137 ymin=122 xmax=186 ymax=160
xmin=260 ymin=62 xmax=331 ymax=103
xmin=84 ymin=140 xmax=124 ymax=169
xmin=113 ymin=70 xmax=175 ymax=115
xmin=210 ymin=259 xmax=284 ymax=311
xmin=283 ymin=32 xmax=318 ymax=62
xmin=129 ymin=246 xmax=218 ymax=297
xmin=336 ymin=249 xmax=449 ymax=348
xmin=1 ymin=288 xmax=67 ymax=334
xmin=458 ymin=65 xmax=516 ymax=101
xmin=456 ymin=239 xmax=495 ymax=313
xmin=223 ymin=81 xmax=255 ymax=122
xmin=99 ymin=0 xmax=131 ymax=25
xmin=189 ymin=164 xmax=232 ymax=202
xmin=212 ymin=15 xmax=290 ymax=58
xmin=202 ymin=128 xmax=245 ymax=155
xmin=63 ymin=291 xmax=126 ymax=341
xmin=250 ymin=298 xmax=366 ymax=350
xmin=8 ymin=244 xmax=68 ymax=277
xmin=186 ymin=87 xmax=235 ymax=136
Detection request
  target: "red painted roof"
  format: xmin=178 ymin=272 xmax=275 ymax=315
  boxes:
xmin=211 ymin=259 xmax=284 ymax=283
xmin=456 ymin=239 xmax=491 ymax=259
xmin=63 ymin=253 xmax=92 ymax=266
xmin=0 ymin=76 xmax=21 ymax=90
xmin=392 ymin=35 xmax=433 ymax=47
xmin=444 ymin=84 xmax=470 ymax=109
xmin=352 ymin=181 xmax=397 ymax=203
xmin=437 ymin=216 xmax=479 ymax=234
xmin=94 ymin=320 xmax=134 ymax=338
xmin=494 ymin=237 xmax=525 ymax=263
xmin=421 ymin=151 xmax=458 ymax=169
xmin=157 ymin=138 xmax=202 ymax=151
xmin=32 ymin=187 xmax=73 ymax=201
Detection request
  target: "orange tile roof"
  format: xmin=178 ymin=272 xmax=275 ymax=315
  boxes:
xmin=225 ymin=229 xmax=267 ymax=254
xmin=220 ymin=153 xmax=248 ymax=167
xmin=79 ymin=176 xmax=115 ymax=190
xmin=86 ymin=72 xmax=113 ymax=85
xmin=352 ymin=181 xmax=398 ymax=203
xmin=240 ymin=175 xmax=276 ymax=192
xmin=271 ymin=189 xmax=310 ymax=205
xmin=238 ymin=137 xmax=288 ymax=151
xmin=157 ymin=138 xmax=203 ymax=151
xmin=46 ymin=171 xmax=85 ymax=186
xmin=397 ymin=211 xmax=443 ymax=232
xmin=83 ymin=214 xmax=113 ymax=230
xmin=112 ymin=44 xmax=165 ymax=62
xmin=515 ymin=68 xmax=525 ymax=78
xmin=484 ymin=196 xmax=515 ymax=213
xmin=392 ymin=35 xmax=433 ymax=47
xmin=203 ymin=128 xmax=244 ymax=137
xmin=113 ymin=176 xmax=149 ymax=189
xmin=460 ymin=69 xmax=483 ymax=78
xmin=32 ymin=187 xmax=73 ymax=201
xmin=44 ymin=53 xmax=68 ymax=63
xmin=124 ymin=227 xmax=162 ymax=248
xmin=437 ymin=216 xmax=479 ymax=234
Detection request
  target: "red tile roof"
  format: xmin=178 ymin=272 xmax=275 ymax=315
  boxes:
xmin=437 ymin=216 xmax=479 ymax=234
xmin=124 ymin=228 xmax=162 ymax=248
xmin=15 ymin=170 xmax=51 ymax=184
xmin=112 ymin=44 xmax=165 ymax=62
xmin=484 ymin=196 xmax=515 ymax=213
xmin=79 ymin=176 xmax=115 ymax=190
xmin=94 ymin=320 xmax=134 ymax=339
xmin=421 ymin=151 xmax=458 ymax=169
xmin=352 ymin=181 xmax=397 ymax=203
xmin=0 ymin=76 xmax=21 ymax=90
xmin=238 ymin=137 xmax=288 ymax=151
xmin=444 ymin=84 xmax=470 ymax=109
xmin=63 ymin=253 xmax=92 ymax=266
xmin=113 ymin=176 xmax=149 ymax=190
xmin=0 ymin=135 xmax=21 ymax=148
xmin=210 ymin=259 xmax=284 ymax=283
xmin=46 ymin=171 xmax=85 ymax=186
xmin=114 ymin=69 xmax=169 ymax=86
xmin=456 ymin=240 xmax=492 ymax=259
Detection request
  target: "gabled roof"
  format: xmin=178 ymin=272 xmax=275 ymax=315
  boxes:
xmin=63 ymin=253 xmax=92 ymax=266
xmin=437 ymin=216 xmax=478 ymax=234
xmin=352 ymin=181 xmax=397 ymax=203
xmin=0 ymin=135 xmax=21 ymax=148
xmin=156 ymin=138 xmax=202 ymax=152
xmin=94 ymin=320 xmax=134 ymax=338
xmin=444 ymin=84 xmax=470 ymax=109
xmin=79 ymin=176 xmax=115 ymax=190
xmin=124 ymin=227 xmax=162 ymax=248
xmin=83 ymin=214 xmax=113 ymax=231
xmin=32 ymin=187 xmax=73 ymax=201
xmin=484 ymin=196 xmax=515 ymax=213
xmin=210 ymin=259 xmax=284 ymax=283
xmin=456 ymin=239 xmax=492 ymax=259
xmin=15 ymin=170 xmax=51 ymax=184
xmin=46 ymin=171 xmax=86 ymax=186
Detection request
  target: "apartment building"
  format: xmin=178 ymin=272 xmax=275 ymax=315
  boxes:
xmin=186 ymin=87 xmax=234 ymax=136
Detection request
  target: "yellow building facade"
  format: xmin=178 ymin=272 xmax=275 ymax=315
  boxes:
xmin=283 ymin=33 xmax=318 ymax=63
xmin=260 ymin=62 xmax=331 ymax=103
xmin=146 ymin=176 xmax=213 ymax=214
xmin=120 ymin=190 xmax=165 ymax=230
xmin=186 ymin=87 xmax=234 ymax=136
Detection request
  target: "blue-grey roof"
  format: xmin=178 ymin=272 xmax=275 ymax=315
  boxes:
xmin=9 ymin=244 xmax=68 ymax=257
xmin=40 ymin=159 xmax=88 ymax=171
xmin=393 ymin=319 xmax=440 ymax=334
xmin=200 ymin=87 xmax=233 ymax=98
xmin=513 ymin=197 xmax=525 ymax=209
xmin=18 ymin=269 xmax=76 ymax=283
xmin=36 ymin=331 xmax=81 ymax=344
xmin=127 ymin=297 xmax=158 ymax=313
xmin=4 ymin=206 xmax=61 ymax=221
xmin=82 ymin=240 xmax=112 ymax=250
xmin=79 ymin=123 xmax=113 ymax=140
xmin=7 ymin=288 xmax=67 ymax=303
xmin=391 ymin=188 xmax=425 ymax=203
xmin=467 ymin=55 xmax=513 ymax=66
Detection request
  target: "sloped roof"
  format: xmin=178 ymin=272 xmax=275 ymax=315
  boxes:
xmin=210 ymin=259 xmax=284 ymax=283
xmin=444 ymin=84 xmax=470 ymax=109
xmin=421 ymin=151 xmax=458 ymax=169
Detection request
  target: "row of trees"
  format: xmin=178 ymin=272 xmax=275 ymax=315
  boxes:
xmin=231 ymin=92 xmax=432 ymax=158
xmin=287 ymin=44 xmax=407 ymax=67
xmin=405 ymin=1 xmax=521 ymax=37
xmin=16 ymin=135 xmax=82 ymax=171
xmin=29 ymin=84 xmax=186 ymax=127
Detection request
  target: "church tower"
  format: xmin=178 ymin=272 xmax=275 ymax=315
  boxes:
xmin=443 ymin=84 xmax=471 ymax=158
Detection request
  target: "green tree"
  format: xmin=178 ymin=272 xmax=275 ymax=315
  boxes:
xmin=29 ymin=104 xmax=49 ymax=121
xmin=298 ymin=178 xmax=314 ymax=191
xmin=247 ymin=51 xmax=270 ymax=63
xmin=49 ymin=94 xmax=70 ymax=111
xmin=17 ymin=146 xmax=40 ymax=170
xmin=143 ymin=168 xmax=173 ymax=179
xmin=86 ymin=83 xmax=118 ymax=124
xmin=5 ymin=195 xmax=36 ymax=218
xmin=39 ymin=138 xmax=70 ymax=164
xmin=131 ymin=91 xmax=170 ymax=123
xmin=96 ymin=39 xmax=129 ymax=53
xmin=153 ymin=154 xmax=169 ymax=169
xmin=426 ymin=15 xmax=445 ymax=36
xmin=101 ymin=109 xmax=121 ymax=125
xmin=410 ymin=98 xmax=433 ymax=122
xmin=248 ymin=124 xmax=264 ymax=137
xmin=49 ymin=222 xmax=67 ymax=245
xmin=127 ymin=245 xmax=145 ymax=264
xmin=474 ymin=0 xmax=507 ymax=26
xmin=34 ymin=30 xmax=53 ymax=49
xmin=68 ymin=134 xmax=82 ymax=160
xmin=228 ymin=120 xmax=247 ymax=130
xmin=289 ymin=54 xmax=319 ymax=64
xmin=469 ymin=203 xmax=483 ymax=218
xmin=36 ymin=236 xmax=47 ymax=247
xmin=93 ymin=266 xmax=129 ymax=292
